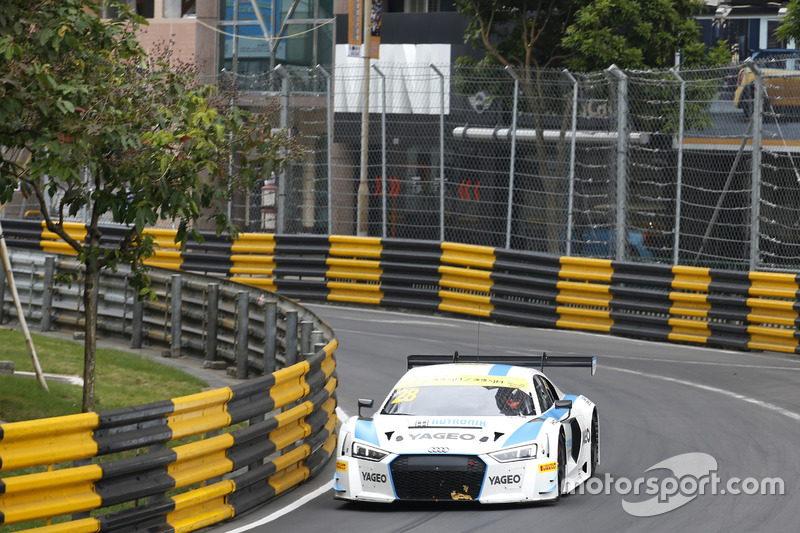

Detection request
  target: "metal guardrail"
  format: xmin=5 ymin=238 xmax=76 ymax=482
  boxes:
xmin=0 ymin=247 xmax=338 ymax=531
xmin=0 ymin=248 xmax=330 ymax=376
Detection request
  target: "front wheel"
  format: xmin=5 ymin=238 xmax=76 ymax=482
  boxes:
xmin=555 ymin=434 xmax=566 ymax=501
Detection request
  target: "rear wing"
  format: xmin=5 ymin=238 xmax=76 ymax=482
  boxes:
xmin=407 ymin=352 xmax=597 ymax=375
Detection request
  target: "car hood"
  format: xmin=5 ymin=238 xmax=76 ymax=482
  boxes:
xmin=353 ymin=414 xmax=552 ymax=454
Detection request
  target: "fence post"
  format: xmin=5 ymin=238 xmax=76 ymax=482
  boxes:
xmin=606 ymin=65 xmax=629 ymax=261
xmin=316 ymin=64 xmax=333 ymax=235
xmin=373 ymin=64 xmax=387 ymax=238
xmin=206 ymin=283 xmax=219 ymax=363
xmin=563 ymin=69 xmax=579 ymax=256
xmin=169 ymin=274 xmax=181 ymax=358
xmin=670 ymin=68 xmax=686 ymax=266
xmin=264 ymin=300 xmax=277 ymax=374
xmin=503 ymin=67 xmax=520 ymax=250
xmin=431 ymin=64 xmax=446 ymax=242
xmin=285 ymin=310 xmax=298 ymax=367
xmin=236 ymin=291 xmax=249 ymax=379
xmin=131 ymin=294 xmax=143 ymax=349
xmin=274 ymin=65 xmax=290 ymax=234
xmin=750 ymin=60 xmax=764 ymax=271
xmin=41 ymin=255 xmax=55 ymax=332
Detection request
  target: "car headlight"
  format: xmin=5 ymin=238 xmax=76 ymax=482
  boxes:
xmin=352 ymin=442 xmax=389 ymax=462
xmin=489 ymin=444 xmax=538 ymax=462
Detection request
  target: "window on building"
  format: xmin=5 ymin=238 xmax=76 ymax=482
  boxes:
xmin=767 ymin=20 xmax=787 ymax=49
xmin=403 ymin=0 xmax=440 ymax=12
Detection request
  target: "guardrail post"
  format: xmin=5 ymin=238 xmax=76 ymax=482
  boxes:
xmin=169 ymin=274 xmax=182 ymax=358
xmin=285 ymin=310 xmax=298 ymax=367
xmin=311 ymin=329 xmax=324 ymax=354
xmin=264 ymin=300 xmax=277 ymax=374
xmin=206 ymin=283 xmax=219 ymax=364
xmin=41 ymin=256 xmax=55 ymax=332
xmin=131 ymin=294 xmax=143 ymax=349
xmin=300 ymin=320 xmax=313 ymax=359
xmin=236 ymin=291 xmax=249 ymax=379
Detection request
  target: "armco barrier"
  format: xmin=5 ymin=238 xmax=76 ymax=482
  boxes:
xmin=4 ymin=221 xmax=800 ymax=354
xmin=0 ymin=349 xmax=337 ymax=530
xmin=2 ymin=220 xmax=800 ymax=529
xmin=0 ymin=244 xmax=338 ymax=531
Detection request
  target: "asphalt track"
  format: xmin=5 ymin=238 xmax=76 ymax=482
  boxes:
xmin=207 ymin=303 xmax=800 ymax=533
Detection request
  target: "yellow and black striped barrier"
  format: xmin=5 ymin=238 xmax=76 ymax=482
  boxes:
xmin=0 ymin=341 xmax=337 ymax=530
xmin=3 ymin=220 xmax=800 ymax=530
xmin=3 ymin=219 xmax=800 ymax=353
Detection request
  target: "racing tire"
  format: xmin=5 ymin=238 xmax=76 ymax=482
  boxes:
xmin=589 ymin=411 xmax=599 ymax=478
xmin=555 ymin=434 xmax=567 ymax=501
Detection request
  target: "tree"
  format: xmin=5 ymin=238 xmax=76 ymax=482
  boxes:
xmin=0 ymin=1 xmax=290 ymax=412
xmin=453 ymin=0 xmax=709 ymax=72
xmin=776 ymin=0 xmax=800 ymax=45
xmin=452 ymin=0 xmax=722 ymax=254
xmin=561 ymin=0 xmax=708 ymax=72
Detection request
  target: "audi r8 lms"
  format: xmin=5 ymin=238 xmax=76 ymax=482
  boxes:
xmin=334 ymin=353 xmax=598 ymax=504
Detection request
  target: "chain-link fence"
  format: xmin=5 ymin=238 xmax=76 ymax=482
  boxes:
xmin=7 ymin=60 xmax=800 ymax=272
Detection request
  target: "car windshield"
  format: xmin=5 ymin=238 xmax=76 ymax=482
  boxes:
xmin=380 ymin=384 xmax=536 ymax=417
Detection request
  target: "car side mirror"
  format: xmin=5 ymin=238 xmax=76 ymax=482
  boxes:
xmin=357 ymin=398 xmax=374 ymax=418
xmin=554 ymin=399 xmax=572 ymax=418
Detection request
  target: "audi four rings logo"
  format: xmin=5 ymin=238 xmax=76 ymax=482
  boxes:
xmin=428 ymin=447 xmax=449 ymax=453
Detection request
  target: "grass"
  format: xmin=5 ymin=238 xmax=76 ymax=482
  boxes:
xmin=0 ymin=327 xmax=209 ymax=423
xmin=0 ymin=329 xmax=219 ymax=531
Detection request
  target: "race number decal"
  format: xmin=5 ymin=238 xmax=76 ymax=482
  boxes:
xmin=391 ymin=388 xmax=419 ymax=404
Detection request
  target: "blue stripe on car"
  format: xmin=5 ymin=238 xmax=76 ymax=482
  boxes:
xmin=355 ymin=419 xmax=380 ymax=446
xmin=488 ymin=364 xmax=512 ymax=376
xmin=502 ymin=420 xmax=545 ymax=447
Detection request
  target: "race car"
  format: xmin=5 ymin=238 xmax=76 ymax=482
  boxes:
xmin=333 ymin=352 xmax=598 ymax=504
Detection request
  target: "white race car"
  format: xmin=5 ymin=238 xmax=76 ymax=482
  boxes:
xmin=334 ymin=353 xmax=598 ymax=504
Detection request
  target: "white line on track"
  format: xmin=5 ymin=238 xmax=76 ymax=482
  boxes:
xmin=222 ymin=481 xmax=334 ymax=533
xmin=605 ymin=365 xmax=800 ymax=422
xmin=223 ymin=407 xmax=351 ymax=532
xmin=599 ymin=353 xmax=800 ymax=372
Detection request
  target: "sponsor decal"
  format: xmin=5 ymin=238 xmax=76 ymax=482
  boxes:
xmin=539 ymin=462 xmax=557 ymax=473
xmin=362 ymin=471 xmax=387 ymax=483
xmin=489 ymin=474 xmax=522 ymax=485
xmin=415 ymin=418 xmax=487 ymax=428
xmin=336 ymin=461 xmax=347 ymax=472
xmin=408 ymin=432 xmax=476 ymax=441
xmin=396 ymin=375 xmax=529 ymax=390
